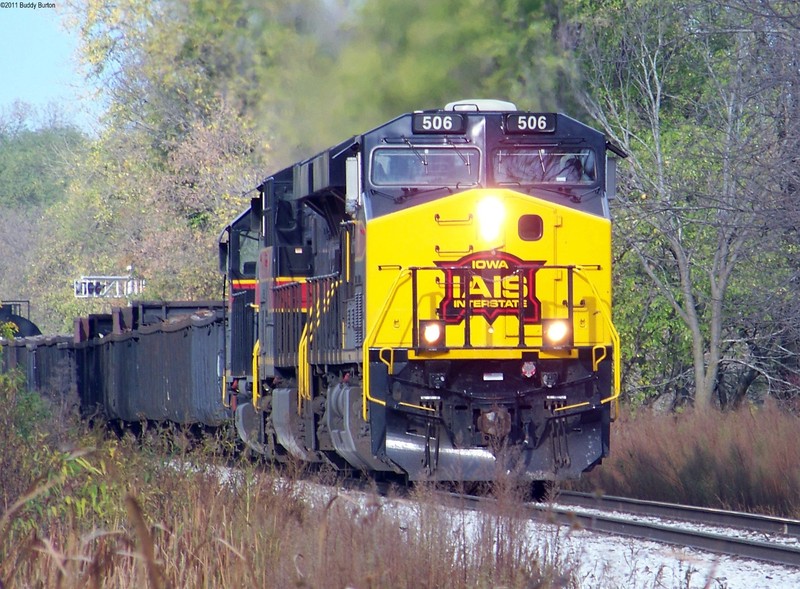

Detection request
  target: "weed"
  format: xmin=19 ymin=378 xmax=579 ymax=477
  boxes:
xmin=575 ymin=403 xmax=800 ymax=517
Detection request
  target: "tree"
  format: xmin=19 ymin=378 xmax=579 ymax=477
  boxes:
xmin=563 ymin=0 xmax=800 ymax=408
xmin=0 ymin=103 xmax=85 ymax=209
xmin=319 ymin=0 xmax=572 ymax=137
xmin=69 ymin=0 xmax=342 ymax=163
xmin=0 ymin=105 xmax=87 ymax=316
xmin=713 ymin=0 xmax=800 ymax=407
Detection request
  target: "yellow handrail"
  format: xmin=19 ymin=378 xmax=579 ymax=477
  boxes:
xmin=251 ymin=338 xmax=261 ymax=408
xmin=222 ymin=369 xmax=229 ymax=408
xmin=573 ymin=266 xmax=621 ymax=408
xmin=298 ymin=278 xmax=341 ymax=414
xmin=360 ymin=266 xmax=621 ymax=420
xmin=297 ymin=323 xmax=310 ymax=412
xmin=361 ymin=269 xmax=412 ymax=420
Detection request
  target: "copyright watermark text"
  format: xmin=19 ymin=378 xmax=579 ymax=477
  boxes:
xmin=0 ymin=2 xmax=57 ymax=8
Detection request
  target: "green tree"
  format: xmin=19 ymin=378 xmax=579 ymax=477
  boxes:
xmin=0 ymin=105 xmax=87 ymax=317
xmin=0 ymin=103 xmax=85 ymax=209
xmin=317 ymin=0 xmax=572 ymax=140
xmin=70 ymin=0 xmax=335 ymax=160
xmin=564 ymin=0 xmax=800 ymax=408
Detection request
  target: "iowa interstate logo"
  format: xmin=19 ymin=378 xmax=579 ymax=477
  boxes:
xmin=434 ymin=251 xmax=543 ymax=325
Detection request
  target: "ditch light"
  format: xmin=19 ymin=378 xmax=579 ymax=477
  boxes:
xmin=418 ymin=319 xmax=447 ymax=351
xmin=542 ymin=318 xmax=573 ymax=349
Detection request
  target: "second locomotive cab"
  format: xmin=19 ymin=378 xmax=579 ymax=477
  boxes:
xmin=218 ymin=99 xmax=623 ymax=484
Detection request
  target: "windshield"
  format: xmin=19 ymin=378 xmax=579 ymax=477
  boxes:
xmin=494 ymin=148 xmax=596 ymax=185
xmin=230 ymin=212 xmax=260 ymax=278
xmin=371 ymin=146 xmax=480 ymax=187
xmin=235 ymin=230 xmax=259 ymax=277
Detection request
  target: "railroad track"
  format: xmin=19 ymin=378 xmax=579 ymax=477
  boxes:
xmin=556 ymin=490 xmax=800 ymax=536
xmin=337 ymin=477 xmax=800 ymax=567
xmin=538 ymin=490 xmax=800 ymax=568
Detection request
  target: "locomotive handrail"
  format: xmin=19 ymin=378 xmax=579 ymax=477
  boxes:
xmin=362 ymin=262 xmax=620 ymax=419
xmin=298 ymin=322 xmax=310 ymax=411
xmin=362 ymin=268 xmax=413 ymax=420
xmin=252 ymin=338 xmax=260 ymax=408
xmin=298 ymin=274 xmax=341 ymax=413
xmin=573 ymin=266 xmax=621 ymax=409
xmin=408 ymin=262 xmax=609 ymax=352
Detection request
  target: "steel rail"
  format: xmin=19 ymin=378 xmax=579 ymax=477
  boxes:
xmin=556 ymin=490 xmax=800 ymax=537
xmin=352 ymin=481 xmax=800 ymax=567
xmin=532 ymin=502 xmax=800 ymax=568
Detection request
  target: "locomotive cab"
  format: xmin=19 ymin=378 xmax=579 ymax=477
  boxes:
xmin=219 ymin=208 xmax=260 ymax=409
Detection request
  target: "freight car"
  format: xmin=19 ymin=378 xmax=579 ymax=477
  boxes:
xmin=1 ymin=302 xmax=226 ymax=426
xmin=220 ymin=99 xmax=623 ymax=485
xmin=0 ymin=301 xmax=42 ymax=338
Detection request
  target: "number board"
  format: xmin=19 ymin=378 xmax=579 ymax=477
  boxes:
xmin=412 ymin=113 xmax=466 ymax=134
xmin=505 ymin=113 xmax=556 ymax=134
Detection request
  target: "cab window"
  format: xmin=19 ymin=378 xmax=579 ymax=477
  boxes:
xmin=230 ymin=212 xmax=260 ymax=278
xmin=371 ymin=146 xmax=480 ymax=187
xmin=234 ymin=230 xmax=259 ymax=278
xmin=494 ymin=148 xmax=596 ymax=185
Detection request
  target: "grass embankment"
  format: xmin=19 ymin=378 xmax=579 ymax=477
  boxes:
xmin=576 ymin=402 xmax=800 ymax=517
xmin=0 ymin=375 xmax=570 ymax=588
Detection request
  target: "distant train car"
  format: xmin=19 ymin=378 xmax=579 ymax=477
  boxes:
xmin=0 ymin=301 xmax=42 ymax=338
xmin=219 ymin=99 xmax=623 ymax=486
xmin=1 ymin=302 xmax=227 ymax=426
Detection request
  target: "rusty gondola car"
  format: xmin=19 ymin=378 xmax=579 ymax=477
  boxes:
xmin=1 ymin=302 xmax=227 ymax=426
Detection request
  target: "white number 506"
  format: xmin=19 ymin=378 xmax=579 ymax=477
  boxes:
xmin=422 ymin=115 xmax=453 ymax=131
xmin=516 ymin=115 xmax=549 ymax=131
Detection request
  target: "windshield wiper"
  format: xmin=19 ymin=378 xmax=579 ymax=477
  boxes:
xmin=530 ymin=185 xmax=601 ymax=204
xmin=369 ymin=187 xmax=400 ymax=201
xmin=446 ymin=137 xmax=470 ymax=169
xmin=402 ymin=136 xmax=427 ymax=166
xmin=393 ymin=185 xmax=453 ymax=203
xmin=393 ymin=181 xmax=485 ymax=203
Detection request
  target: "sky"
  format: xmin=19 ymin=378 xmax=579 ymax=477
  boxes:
xmin=0 ymin=3 xmax=101 ymax=132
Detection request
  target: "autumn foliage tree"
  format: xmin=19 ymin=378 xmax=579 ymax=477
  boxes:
xmin=563 ymin=0 xmax=800 ymax=408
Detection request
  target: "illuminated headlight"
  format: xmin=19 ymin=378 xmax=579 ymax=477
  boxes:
xmin=477 ymin=195 xmax=505 ymax=242
xmin=542 ymin=319 xmax=572 ymax=349
xmin=419 ymin=320 xmax=446 ymax=350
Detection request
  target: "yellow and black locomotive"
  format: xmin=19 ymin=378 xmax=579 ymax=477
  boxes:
xmin=219 ymin=99 xmax=622 ymax=484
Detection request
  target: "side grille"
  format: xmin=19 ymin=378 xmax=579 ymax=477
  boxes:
xmin=345 ymin=290 xmax=363 ymax=348
xmin=230 ymin=289 xmax=255 ymax=376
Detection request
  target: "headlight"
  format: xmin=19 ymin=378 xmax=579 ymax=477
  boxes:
xmin=419 ymin=320 xmax=446 ymax=350
xmin=542 ymin=319 xmax=572 ymax=349
xmin=477 ymin=195 xmax=505 ymax=243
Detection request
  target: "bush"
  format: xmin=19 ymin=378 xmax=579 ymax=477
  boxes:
xmin=576 ymin=402 xmax=800 ymax=517
xmin=0 ymin=372 xmax=51 ymax=509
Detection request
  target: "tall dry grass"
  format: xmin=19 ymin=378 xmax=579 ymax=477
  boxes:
xmin=1 ymin=373 xmax=577 ymax=588
xmin=5 ymin=363 xmax=800 ymax=586
xmin=577 ymin=401 xmax=800 ymax=517
xmin=1 ymin=452 xmax=578 ymax=588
